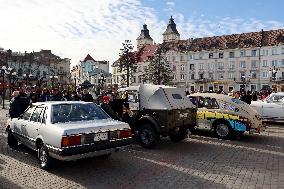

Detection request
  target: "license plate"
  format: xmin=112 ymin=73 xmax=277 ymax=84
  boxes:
xmin=94 ymin=132 xmax=108 ymax=141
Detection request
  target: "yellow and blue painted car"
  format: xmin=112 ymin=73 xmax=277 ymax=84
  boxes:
xmin=189 ymin=93 xmax=264 ymax=139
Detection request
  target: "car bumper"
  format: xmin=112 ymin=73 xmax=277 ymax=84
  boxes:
xmin=47 ymin=138 xmax=133 ymax=161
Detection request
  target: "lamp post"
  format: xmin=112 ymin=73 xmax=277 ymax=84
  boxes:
xmin=240 ymin=74 xmax=250 ymax=92
xmin=23 ymin=73 xmax=33 ymax=86
xmin=98 ymin=73 xmax=106 ymax=93
xmin=1 ymin=66 xmax=17 ymax=104
xmin=49 ymin=75 xmax=58 ymax=89
xmin=269 ymin=66 xmax=279 ymax=91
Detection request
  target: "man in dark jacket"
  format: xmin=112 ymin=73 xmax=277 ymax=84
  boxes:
xmin=81 ymin=89 xmax=93 ymax=102
xmin=50 ymin=88 xmax=62 ymax=101
xmin=9 ymin=91 xmax=23 ymax=118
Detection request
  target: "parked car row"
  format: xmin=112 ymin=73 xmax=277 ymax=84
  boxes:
xmin=6 ymin=84 xmax=266 ymax=170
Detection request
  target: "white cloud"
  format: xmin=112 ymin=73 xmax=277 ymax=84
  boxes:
xmin=0 ymin=0 xmax=283 ymax=70
xmin=0 ymin=0 xmax=162 ymax=67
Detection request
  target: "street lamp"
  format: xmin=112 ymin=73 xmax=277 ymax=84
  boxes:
xmin=240 ymin=74 xmax=250 ymax=92
xmin=49 ymin=75 xmax=58 ymax=89
xmin=23 ymin=73 xmax=33 ymax=86
xmin=1 ymin=66 xmax=17 ymax=106
xmin=269 ymin=66 xmax=279 ymax=82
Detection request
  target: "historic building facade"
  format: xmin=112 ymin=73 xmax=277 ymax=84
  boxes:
xmin=71 ymin=54 xmax=112 ymax=89
xmin=113 ymin=16 xmax=284 ymax=92
xmin=0 ymin=49 xmax=71 ymax=88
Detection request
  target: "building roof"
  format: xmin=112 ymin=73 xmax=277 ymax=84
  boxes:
xmin=83 ymin=54 xmax=95 ymax=62
xmin=137 ymin=24 xmax=153 ymax=40
xmin=163 ymin=16 xmax=180 ymax=36
xmin=163 ymin=29 xmax=284 ymax=52
xmin=136 ymin=44 xmax=158 ymax=62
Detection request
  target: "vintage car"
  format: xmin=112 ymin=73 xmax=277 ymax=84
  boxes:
xmin=6 ymin=101 xmax=133 ymax=169
xmin=250 ymin=92 xmax=284 ymax=122
xmin=118 ymin=84 xmax=196 ymax=148
xmin=188 ymin=93 xmax=264 ymax=139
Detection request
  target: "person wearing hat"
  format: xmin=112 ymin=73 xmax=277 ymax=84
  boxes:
xmin=100 ymin=95 xmax=119 ymax=120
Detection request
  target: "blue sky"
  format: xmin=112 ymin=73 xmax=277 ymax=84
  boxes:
xmin=0 ymin=0 xmax=283 ymax=67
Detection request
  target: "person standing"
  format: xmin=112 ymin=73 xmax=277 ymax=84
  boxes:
xmin=100 ymin=96 xmax=119 ymax=120
xmin=9 ymin=91 xmax=23 ymax=118
xmin=81 ymin=89 xmax=93 ymax=102
xmin=39 ymin=88 xmax=51 ymax=102
xmin=50 ymin=88 xmax=62 ymax=101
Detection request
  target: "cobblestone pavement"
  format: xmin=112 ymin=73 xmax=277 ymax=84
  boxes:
xmin=0 ymin=109 xmax=283 ymax=189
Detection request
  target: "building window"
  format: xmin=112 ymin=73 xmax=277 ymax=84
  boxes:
xmin=229 ymin=52 xmax=234 ymax=58
xmin=229 ymin=61 xmax=235 ymax=69
xmin=199 ymin=74 xmax=204 ymax=79
xmin=262 ymin=60 xmax=268 ymax=67
xmin=251 ymin=71 xmax=257 ymax=79
xmin=208 ymin=73 xmax=214 ymax=79
xmin=218 ymin=73 xmax=224 ymax=80
xmin=272 ymin=48 xmax=277 ymax=55
xmin=251 ymin=49 xmax=257 ymax=57
xmin=189 ymin=64 xmax=194 ymax=70
xmin=262 ymin=72 xmax=268 ymax=78
xmin=180 ymin=56 xmax=184 ymax=61
xmin=209 ymin=53 xmax=214 ymax=59
xmin=199 ymin=53 xmax=204 ymax=59
xmin=199 ymin=63 xmax=204 ymax=70
xmin=240 ymin=50 xmax=246 ymax=57
xmin=219 ymin=52 xmax=223 ymax=59
xmin=172 ymin=56 xmax=175 ymax=62
xmin=209 ymin=63 xmax=214 ymax=70
xmin=251 ymin=60 xmax=257 ymax=68
xmin=282 ymin=47 xmax=284 ymax=54
xmin=190 ymin=74 xmax=195 ymax=80
xmin=240 ymin=61 xmax=246 ymax=68
xmin=172 ymin=65 xmax=176 ymax=71
xmin=217 ymin=62 xmax=224 ymax=70
xmin=173 ymin=74 xmax=176 ymax=80
xmin=180 ymin=64 xmax=185 ymax=71
xmin=272 ymin=60 xmax=277 ymax=67
xmin=262 ymin=49 xmax=269 ymax=56
xmin=180 ymin=74 xmax=185 ymax=80
xmin=240 ymin=72 xmax=246 ymax=78
xmin=228 ymin=72 xmax=234 ymax=79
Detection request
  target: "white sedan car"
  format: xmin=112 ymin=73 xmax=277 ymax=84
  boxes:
xmin=250 ymin=92 xmax=284 ymax=122
xmin=6 ymin=101 xmax=133 ymax=169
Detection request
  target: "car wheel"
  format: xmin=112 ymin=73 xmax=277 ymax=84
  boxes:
xmin=7 ymin=130 xmax=18 ymax=148
xmin=139 ymin=124 xmax=159 ymax=149
xmin=214 ymin=122 xmax=231 ymax=139
xmin=38 ymin=145 xmax=53 ymax=170
xmin=169 ymin=128 xmax=188 ymax=142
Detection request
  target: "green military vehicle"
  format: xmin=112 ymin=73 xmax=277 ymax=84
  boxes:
xmin=118 ymin=84 xmax=196 ymax=148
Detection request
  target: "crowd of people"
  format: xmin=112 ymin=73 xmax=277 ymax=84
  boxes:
xmin=8 ymin=86 xmax=134 ymax=127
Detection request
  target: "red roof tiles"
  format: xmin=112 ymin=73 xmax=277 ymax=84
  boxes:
xmin=83 ymin=54 xmax=95 ymax=62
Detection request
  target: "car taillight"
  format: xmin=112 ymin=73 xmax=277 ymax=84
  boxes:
xmin=118 ymin=129 xmax=132 ymax=139
xmin=61 ymin=135 xmax=81 ymax=147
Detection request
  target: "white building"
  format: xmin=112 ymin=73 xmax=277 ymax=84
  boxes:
xmin=113 ymin=17 xmax=284 ymax=92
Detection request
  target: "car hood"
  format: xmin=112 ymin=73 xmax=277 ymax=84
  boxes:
xmin=54 ymin=119 xmax=130 ymax=135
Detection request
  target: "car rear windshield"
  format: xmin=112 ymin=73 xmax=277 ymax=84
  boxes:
xmin=52 ymin=103 xmax=110 ymax=123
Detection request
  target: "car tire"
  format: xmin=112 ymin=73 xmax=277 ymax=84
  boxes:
xmin=7 ymin=130 xmax=18 ymax=148
xmin=38 ymin=145 xmax=53 ymax=170
xmin=169 ymin=128 xmax=188 ymax=142
xmin=214 ymin=122 xmax=231 ymax=139
xmin=139 ymin=124 xmax=159 ymax=149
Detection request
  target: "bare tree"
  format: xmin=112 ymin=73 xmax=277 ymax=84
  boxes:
xmin=118 ymin=40 xmax=137 ymax=87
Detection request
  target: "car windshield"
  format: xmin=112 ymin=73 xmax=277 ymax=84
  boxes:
xmin=266 ymin=94 xmax=284 ymax=103
xmin=52 ymin=103 xmax=110 ymax=123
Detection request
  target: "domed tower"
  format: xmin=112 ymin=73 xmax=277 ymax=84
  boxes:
xmin=163 ymin=16 xmax=180 ymax=42
xmin=136 ymin=24 xmax=153 ymax=49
